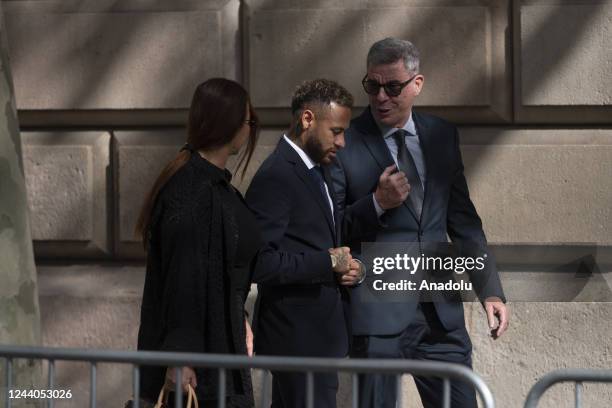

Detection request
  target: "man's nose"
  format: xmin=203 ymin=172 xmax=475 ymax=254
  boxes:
xmin=376 ymin=86 xmax=389 ymax=102
xmin=335 ymin=134 xmax=346 ymax=148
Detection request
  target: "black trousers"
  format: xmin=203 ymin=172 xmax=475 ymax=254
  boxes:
xmin=351 ymin=303 xmax=477 ymax=408
xmin=270 ymin=371 xmax=338 ymax=408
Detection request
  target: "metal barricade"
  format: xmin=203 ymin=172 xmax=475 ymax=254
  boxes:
xmin=524 ymin=369 xmax=612 ymax=408
xmin=1 ymin=345 xmax=495 ymax=408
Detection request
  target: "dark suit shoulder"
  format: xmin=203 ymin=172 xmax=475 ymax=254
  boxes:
xmin=413 ymin=111 xmax=457 ymax=134
xmin=250 ymin=146 xmax=292 ymax=184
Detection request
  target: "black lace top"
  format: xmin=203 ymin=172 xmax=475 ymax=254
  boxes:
xmin=137 ymin=153 xmax=260 ymax=407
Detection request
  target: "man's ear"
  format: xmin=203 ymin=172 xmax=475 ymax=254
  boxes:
xmin=301 ymin=109 xmax=315 ymax=131
xmin=414 ymin=75 xmax=425 ymax=95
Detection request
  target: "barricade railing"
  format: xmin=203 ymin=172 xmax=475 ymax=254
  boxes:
xmin=0 ymin=345 xmax=495 ymax=408
xmin=524 ymin=369 xmax=612 ymax=408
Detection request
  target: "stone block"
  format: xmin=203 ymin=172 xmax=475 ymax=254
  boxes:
xmin=459 ymin=128 xmax=612 ymax=245
xmin=21 ymin=131 xmax=110 ymax=257
xmin=4 ymin=0 xmax=240 ymax=110
xmin=246 ymin=0 xmax=511 ymax=122
xmin=38 ymin=264 xmax=143 ymax=408
xmin=515 ymin=0 xmax=612 ymax=122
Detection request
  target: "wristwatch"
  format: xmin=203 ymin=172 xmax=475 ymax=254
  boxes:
xmin=330 ymin=253 xmax=338 ymax=269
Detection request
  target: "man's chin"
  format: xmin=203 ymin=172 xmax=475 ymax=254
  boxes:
xmin=320 ymin=155 xmax=335 ymax=165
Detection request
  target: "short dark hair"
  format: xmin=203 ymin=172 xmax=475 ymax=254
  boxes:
xmin=290 ymin=79 xmax=353 ymax=136
xmin=367 ymin=37 xmax=420 ymax=74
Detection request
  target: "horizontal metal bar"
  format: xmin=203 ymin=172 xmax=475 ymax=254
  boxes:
xmin=0 ymin=345 xmax=495 ymax=408
xmin=524 ymin=369 xmax=612 ymax=408
xmin=0 ymin=345 xmax=482 ymax=377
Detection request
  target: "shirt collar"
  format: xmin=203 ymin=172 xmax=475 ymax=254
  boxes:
xmin=283 ymin=134 xmax=317 ymax=170
xmin=378 ymin=113 xmax=417 ymax=139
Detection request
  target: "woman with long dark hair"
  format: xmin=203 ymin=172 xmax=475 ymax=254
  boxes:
xmin=134 ymin=78 xmax=260 ymax=407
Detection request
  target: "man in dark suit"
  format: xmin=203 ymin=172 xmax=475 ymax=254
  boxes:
xmin=330 ymin=38 xmax=510 ymax=408
xmin=246 ymin=79 xmax=363 ymax=408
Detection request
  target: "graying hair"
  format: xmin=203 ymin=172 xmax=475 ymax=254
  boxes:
xmin=367 ymin=37 xmax=420 ymax=74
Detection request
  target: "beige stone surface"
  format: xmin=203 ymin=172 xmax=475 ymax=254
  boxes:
xmin=4 ymin=0 xmax=240 ymax=110
xmin=21 ymin=131 xmax=111 ymax=257
xmin=246 ymin=0 xmax=511 ymax=120
xmin=0 ymin=1 xmax=43 ymax=399
xmin=459 ymin=128 xmax=612 ymax=245
xmin=38 ymin=265 xmax=143 ymax=408
xmin=466 ymin=301 xmax=612 ymax=408
xmin=514 ymin=0 xmax=612 ymax=123
xmin=520 ymin=1 xmax=612 ymax=106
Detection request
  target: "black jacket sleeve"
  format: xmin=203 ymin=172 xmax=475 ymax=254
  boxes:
xmin=330 ymin=155 xmax=381 ymax=245
xmin=246 ymin=168 xmax=333 ymax=286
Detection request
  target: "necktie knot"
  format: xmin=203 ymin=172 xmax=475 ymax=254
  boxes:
xmin=391 ymin=128 xmax=415 ymax=145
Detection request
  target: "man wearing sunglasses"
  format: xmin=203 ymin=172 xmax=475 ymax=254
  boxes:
xmin=330 ymin=37 xmax=509 ymax=408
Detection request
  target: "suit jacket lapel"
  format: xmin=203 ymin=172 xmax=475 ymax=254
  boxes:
xmin=354 ymin=109 xmax=396 ymax=172
xmin=278 ymin=138 xmax=336 ymax=238
xmin=355 ymin=108 xmax=420 ymax=224
xmin=322 ymin=166 xmax=339 ymax=245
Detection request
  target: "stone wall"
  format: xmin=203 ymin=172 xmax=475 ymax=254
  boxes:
xmin=3 ymin=0 xmax=611 ymax=407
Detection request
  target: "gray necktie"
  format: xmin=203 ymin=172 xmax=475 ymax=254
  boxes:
xmin=392 ymin=129 xmax=424 ymax=218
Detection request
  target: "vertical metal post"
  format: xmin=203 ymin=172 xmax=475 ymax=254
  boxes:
xmin=352 ymin=373 xmax=359 ymax=408
xmin=47 ymin=360 xmax=55 ymax=408
xmin=90 ymin=363 xmax=97 ymax=408
xmin=260 ymin=370 xmax=271 ymax=408
xmin=5 ymin=358 xmax=12 ymax=408
xmin=218 ymin=368 xmax=226 ymax=408
xmin=575 ymin=381 xmax=583 ymax=408
xmin=396 ymin=374 xmax=402 ymax=408
xmin=443 ymin=378 xmax=451 ymax=408
xmin=133 ymin=365 xmax=140 ymax=408
xmin=175 ymin=367 xmax=183 ymax=408
xmin=306 ymin=372 xmax=314 ymax=408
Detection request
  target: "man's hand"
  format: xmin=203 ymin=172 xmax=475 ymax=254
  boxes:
xmin=165 ymin=366 xmax=197 ymax=392
xmin=329 ymin=246 xmax=352 ymax=273
xmin=484 ymin=297 xmax=509 ymax=339
xmin=374 ymin=164 xmax=410 ymax=210
xmin=338 ymin=258 xmax=366 ymax=286
xmin=245 ymin=317 xmax=254 ymax=357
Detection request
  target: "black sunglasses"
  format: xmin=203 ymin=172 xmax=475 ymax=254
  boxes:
xmin=361 ymin=73 xmax=418 ymax=97
xmin=244 ymin=119 xmax=258 ymax=128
